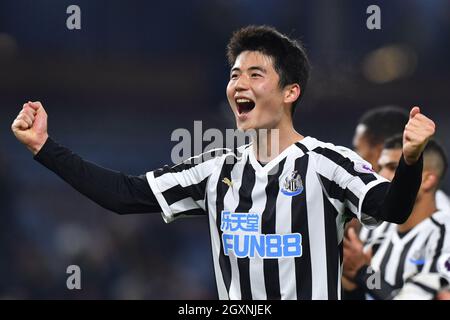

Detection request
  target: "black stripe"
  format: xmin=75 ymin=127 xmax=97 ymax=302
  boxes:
xmin=394 ymin=235 xmax=417 ymax=288
xmin=154 ymin=148 xmax=231 ymax=178
xmin=292 ymin=155 xmax=312 ymax=300
xmin=172 ymin=149 xmax=230 ymax=172
xmin=172 ymin=208 xmax=206 ymax=218
xmin=382 ymin=222 xmax=391 ymax=233
xmin=312 ymin=146 xmax=377 ymax=185
xmin=295 ymin=142 xmax=309 ymax=154
xmin=365 ymin=229 xmax=374 ymax=244
xmin=234 ymin=160 xmax=256 ymax=300
xmin=162 ymin=177 xmax=208 ymax=205
xmin=261 ymin=158 xmax=287 ymax=300
xmin=407 ymin=280 xmax=438 ymax=295
xmin=379 ymin=241 xmax=394 ymax=282
xmin=215 ymin=156 xmax=237 ymax=297
xmin=322 ymin=196 xmax=339 ymax=299
xmin=429 ymin=217 xmax=446 ymax=272
xmin=318 ymin=174 xmax=346 ymax=203
xmin=318 ymin=174 xmax=360 ymax=212
xmin=346 ymin=192 xmax=360 ymax=210
xmin=205 ymin=194 xmax=219 ymax=300
xmin=343 ymin=207 xmax=357 ymax=222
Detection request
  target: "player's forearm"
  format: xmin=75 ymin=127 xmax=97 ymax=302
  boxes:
xmin=34 ymin=137 xmax=161 ymax=214
xmin=362 ymin=154 xmax=423 ymax=224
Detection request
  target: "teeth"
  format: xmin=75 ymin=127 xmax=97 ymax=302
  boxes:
xmin=236 ymin=98 xmax=251 ymax=103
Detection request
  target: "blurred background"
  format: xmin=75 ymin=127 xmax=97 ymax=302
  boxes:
xmin=0 ymin=0 xmax=449 ymax=299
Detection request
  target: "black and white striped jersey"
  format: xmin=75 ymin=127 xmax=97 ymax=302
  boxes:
xmin=369 ymin=210 xmax=450 ymax=299
xmin=146 ymin=136 xmax=389 ymax=300
xmin=360 ymin=190 xmax=450 ymax=255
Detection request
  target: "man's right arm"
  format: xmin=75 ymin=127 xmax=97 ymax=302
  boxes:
xmin=11 ymin=101 xmax=161 ymax=215
xmin=34 ymin=137 xmax=161 ymax=214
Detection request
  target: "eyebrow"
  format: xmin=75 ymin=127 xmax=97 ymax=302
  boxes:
xmin=230 ymin=66 xmax=267 ymax=73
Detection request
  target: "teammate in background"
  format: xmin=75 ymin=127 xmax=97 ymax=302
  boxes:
xmin=11 ymin=26 xmax=435 ymax=300
xmin=353 ymin=106 xmax=409 ymax=172
xmin=343 ymin=135 xmax=450 ymax=299
xmin=343 ymin=106 xmax=450 ymax=299
xmin=353 ymin=106 xmax=450 ymax=211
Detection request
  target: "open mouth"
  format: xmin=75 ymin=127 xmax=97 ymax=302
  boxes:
xmin=235 ymin=98 xmax=256 ymax=115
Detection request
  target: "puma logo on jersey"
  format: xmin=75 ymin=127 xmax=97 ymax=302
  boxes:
xmin=222 ymin=177 xmax=233 ymax=187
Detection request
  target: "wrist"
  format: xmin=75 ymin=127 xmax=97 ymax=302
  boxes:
xmin=403 ymin=154 xmax=419 ymax=166
xmin=28 ymin=133 xmax=49 ymax=156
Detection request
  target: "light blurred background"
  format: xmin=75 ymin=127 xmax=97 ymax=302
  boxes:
xmin=0 ymin=0 xmax=449 ymax=299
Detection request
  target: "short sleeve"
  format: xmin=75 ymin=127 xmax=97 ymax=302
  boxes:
xmin=315 ymin=145 xmax=389 ymax=228
xmin=146 ymin=149 xmax=226 ymax=223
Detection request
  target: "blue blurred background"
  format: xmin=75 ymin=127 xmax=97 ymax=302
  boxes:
xmin=0 ymin=0 xmax=449 ymax=299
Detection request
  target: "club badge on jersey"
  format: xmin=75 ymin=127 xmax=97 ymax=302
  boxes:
xmin=280 ymin=170 xmax=304 ymax=196
xmin=221 ymin=211 xmax=302 ymax=259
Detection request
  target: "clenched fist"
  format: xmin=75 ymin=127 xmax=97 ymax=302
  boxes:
xmin=11 ymin=101 xmax=48 ymax=155
xmin=403 ymin=106 xmax=435 ymax=165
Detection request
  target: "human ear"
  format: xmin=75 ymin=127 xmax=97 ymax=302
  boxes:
xmin=421 ymin=172 xmax=438 ymax=192
xmin=284 ymin=84 xmax=301 ymax=104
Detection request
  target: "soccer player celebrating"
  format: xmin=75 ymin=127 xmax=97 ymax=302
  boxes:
xmin=11 ymin=26 xmax=436 ymax=300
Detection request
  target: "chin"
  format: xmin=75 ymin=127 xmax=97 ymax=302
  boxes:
xmin=236 ymin=122 xmax=256 ymax=132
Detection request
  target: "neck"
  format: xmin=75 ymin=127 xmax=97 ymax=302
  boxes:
xmin=251 ymin=121 xmax=303 ymax=162
xmin=397 ymin=193 xmax=437 ymax=233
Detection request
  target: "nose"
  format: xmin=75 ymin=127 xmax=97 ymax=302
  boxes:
xmin=234 ymin=74 xmax=249 ymax=92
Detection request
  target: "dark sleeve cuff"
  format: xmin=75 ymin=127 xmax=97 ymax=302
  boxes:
xmin=33 ymin=137 xmax=57 ymax=163
xmin=399 ymin=152 xmax=423 ymax=176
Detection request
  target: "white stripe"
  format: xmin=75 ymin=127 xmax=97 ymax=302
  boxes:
xmin=146 ymin=171 xmax=174 ymax=223
xmin=206 ymin=159 xmax=229 ymax=300
xmin=155 ymin=158 xmax=219 ymax=192
xmin=196 ymin=200 xmax=205 ymax=210
xmin=312 ymin=152 xmax=366 ymax=192
xmin=248 ymin=173 xmax=268 ymax=300
xmin=223 ymin=159 xmax=247 ymax=300
xmin=306 ymin=154 xmax=328 ymax=299
xmin=169 ymin=197 xmax=201 ymax=214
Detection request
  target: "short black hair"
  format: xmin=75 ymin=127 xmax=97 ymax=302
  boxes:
xmin=384 ymin=134 xmax=448 ymax=184
xmin=424 ymin=139 xmax=448 ymax=184
xmin=384 ymin=134 xmax=403 ymax=150
xmin=226 ymin=25 xmax=310 ymax=115
xmin=358 ymin=106 xmax=409 ymax=146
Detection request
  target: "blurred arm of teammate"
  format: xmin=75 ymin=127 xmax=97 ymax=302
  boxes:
xmin=361 ymin=107 xmax=435 ymax=224
xmin=343 ymin=228 xmax=397 ymax=300
xmin=11 ymin=101 xmax=161 ymax=214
